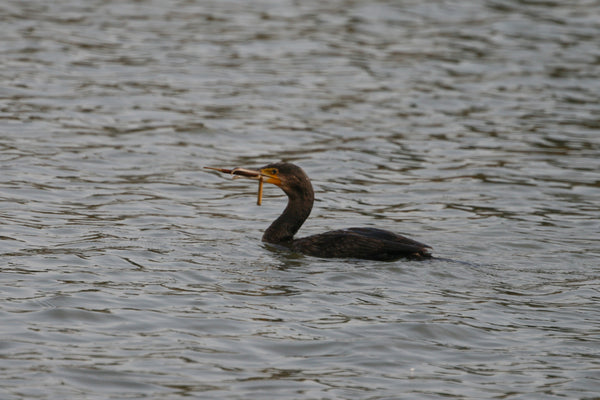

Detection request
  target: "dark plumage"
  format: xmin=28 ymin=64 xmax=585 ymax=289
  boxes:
xmin=208 ymin=162 xmax=432 ymax=261
xmin=291 ymin=227 xmax=431 ymax=261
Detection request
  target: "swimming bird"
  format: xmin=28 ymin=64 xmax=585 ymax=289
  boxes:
xmin=206 ymin=162 xmax=432 ymax=261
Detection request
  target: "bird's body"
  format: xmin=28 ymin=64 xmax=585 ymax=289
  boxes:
xmin=207 ymin=162 xmax=431 ymax=260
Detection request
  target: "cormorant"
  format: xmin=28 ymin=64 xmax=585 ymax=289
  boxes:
xmin=206 ymin=162 xmax=432 ymax=261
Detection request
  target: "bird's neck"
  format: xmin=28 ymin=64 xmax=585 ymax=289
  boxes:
xmin=262 ymin=185 xmax=314 ymax=244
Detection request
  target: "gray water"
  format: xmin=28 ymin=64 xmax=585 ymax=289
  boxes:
xmin=2 ymin=0 xmax=599 ymax=398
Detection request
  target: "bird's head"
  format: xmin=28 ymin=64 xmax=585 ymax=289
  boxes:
xmin=205 ymin=162 xmax=313 ymax=204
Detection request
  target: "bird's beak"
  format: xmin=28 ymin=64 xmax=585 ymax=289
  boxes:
xmin=230 ymin=167 xmax=283 ymax=206
xmin=204 ymin=166 xmax=281 ymax=186
xmin=255 ymin=168 xmax=282 ymax=187
xmin=204 ymin=166 xmax=280 ymax=206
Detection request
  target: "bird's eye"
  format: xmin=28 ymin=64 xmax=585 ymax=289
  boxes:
xmin=270 ymin=168 xmax=278 ymax=175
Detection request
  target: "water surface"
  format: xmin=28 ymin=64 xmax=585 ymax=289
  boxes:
xmin=1 ymin=0 xmax=599 ymax=399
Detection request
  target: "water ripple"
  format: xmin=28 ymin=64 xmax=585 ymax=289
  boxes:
xmin=2 ymin=0 xmax=599 ymax=399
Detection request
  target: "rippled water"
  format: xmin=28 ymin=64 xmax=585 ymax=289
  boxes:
xmin=2 ymin=0 xmax=599 ymax=398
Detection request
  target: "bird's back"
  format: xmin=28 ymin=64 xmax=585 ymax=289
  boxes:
xmin=291 ymin=227 xmax=431 ymax=261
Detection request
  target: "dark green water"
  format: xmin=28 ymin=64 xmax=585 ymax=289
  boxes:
xmin=2 ymin=0 xmax=599 ymax=398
